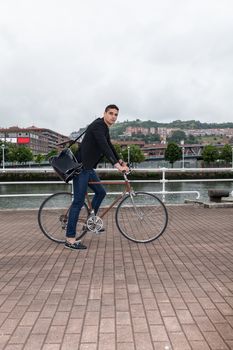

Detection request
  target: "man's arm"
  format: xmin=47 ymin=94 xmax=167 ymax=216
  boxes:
xmin=108 ymin=141 xmax=120 ymax=160
xmin=92 ymin=123 xmax=119 ymax=165
xmin=92 ymin=122 xmax=129 ymax=172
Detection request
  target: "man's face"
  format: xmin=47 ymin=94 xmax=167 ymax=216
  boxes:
xmin=103 ymin=108 xmax=118 ymax=127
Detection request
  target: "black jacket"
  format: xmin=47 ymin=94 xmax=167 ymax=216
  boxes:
xmin=76 ymin=118 xmax=119 ymax=169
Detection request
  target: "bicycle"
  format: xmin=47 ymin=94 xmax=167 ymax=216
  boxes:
xmin=38 ymin=172 xmax=168 ymax=244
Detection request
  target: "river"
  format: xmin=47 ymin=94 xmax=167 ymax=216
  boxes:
xmin=0 ymin=180 xmax=233 ymax=209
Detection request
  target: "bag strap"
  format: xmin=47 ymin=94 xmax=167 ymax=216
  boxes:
xmin=56 ymin=128 xmax=87 ymax=148
xmin=67 ymin=128 xmax=86 ymax=148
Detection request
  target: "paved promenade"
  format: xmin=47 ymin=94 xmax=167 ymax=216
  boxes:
xmin=0 ymin=205 xmax=233 ymax=350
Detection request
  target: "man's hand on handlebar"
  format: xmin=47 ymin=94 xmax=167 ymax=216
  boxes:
xmin=114 ymin=160 xmax=130 ymax=173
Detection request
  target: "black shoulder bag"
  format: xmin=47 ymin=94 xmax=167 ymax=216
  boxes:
xmin=49 ymin=129 xmax=86 ymax=183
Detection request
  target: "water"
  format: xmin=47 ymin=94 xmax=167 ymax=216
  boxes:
xmin=0 ymin=180 xmax=233 ymax=209
xmin=0 ymin=183 xmax=70 ymax=209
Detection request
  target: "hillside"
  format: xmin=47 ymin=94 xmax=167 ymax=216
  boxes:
xmin=109 ymin=119 xmax=233 ymax=139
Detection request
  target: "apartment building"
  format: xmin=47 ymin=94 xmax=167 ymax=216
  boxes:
xmin=124 ymin=126 xmax=233 ymax=138
xmin=124 ymin=126 xmax=158 ymax=136
xmin=0 ymin=126 xmax=70 ymax=155
xmin=184 ymin=128 xmax=233 ymax=137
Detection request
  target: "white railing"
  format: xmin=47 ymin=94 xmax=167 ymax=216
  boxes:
xmin=1 ymin=167 xmax=233 ymax=204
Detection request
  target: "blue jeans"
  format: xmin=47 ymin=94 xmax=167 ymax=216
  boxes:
xmin=66 ymin=169 xmax=106 ymax=238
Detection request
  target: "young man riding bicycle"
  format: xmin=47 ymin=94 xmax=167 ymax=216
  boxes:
xmin=65 ymin=104 xmax=129 ymax=250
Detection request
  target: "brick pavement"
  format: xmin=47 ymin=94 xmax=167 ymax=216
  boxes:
xmin=0 ymin=205 xmax=233 ymax=350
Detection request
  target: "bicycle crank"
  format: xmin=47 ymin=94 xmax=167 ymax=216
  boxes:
xmin=86 ymin=215 xmax=103 ymax=234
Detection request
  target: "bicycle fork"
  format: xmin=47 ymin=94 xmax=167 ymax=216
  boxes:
xmin=129 ymin=191 xmax=144 ymax=220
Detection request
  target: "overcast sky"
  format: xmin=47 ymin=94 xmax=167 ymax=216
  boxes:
xmin=0 ymin=0 xmax=233 ymax=136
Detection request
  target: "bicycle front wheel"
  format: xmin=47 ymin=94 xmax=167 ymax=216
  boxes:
xmin=115 ymin=191 xmax=168 ymax=243
xmin=38 ymin=192 xmax=89 ymax=243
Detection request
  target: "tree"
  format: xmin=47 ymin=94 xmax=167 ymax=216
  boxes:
xmin=202 ymin=145 xmax=219 ymax=164
xmin=3 ymin=144 xmax=34 ymax=164
xmin=15 ymin=146 xmax=34 ymax=164
xmin=99 ymin=144 xmax=123 ymax=167
xmin=186 ymin=134 xmax=198 ymax=144
xmin=70 ymin=143 xmax=79 ymax=155
xmin=0 ymin=142 xmax=5 ymax=163
xmin=0 ymin=141 xmax=16 ymax=163
xmin=145 ymin=134 xmax=160 ymax=143
xmin=220 ymin=144 xmax=232 ymax=164
xmin=35 ymin=153 xmax=45 ymax=164
xmin=164 ymin=142 xmax=182 ymax=167
xmin=121 ymin=145 xmax=145 ymax=165
xmin=168 ymin=130 xmax=187 ymax=143
xmin=45 ymin=149 xmax=58 ymax=161
xmin=113 ymin=144 xmax=124 ymax=160
xmin=6 ymin=143 xmax=19 ymax=163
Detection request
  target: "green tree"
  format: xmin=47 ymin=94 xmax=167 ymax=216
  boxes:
xmin=113 ymin=144 xmax=123 ymax=159
xmin=16 ymin=146 xmax=34 ymax=164
xmin=168 ymin=130 xmax=187 ymax=143
xmin=0 ymin=142 xmax=5 ymax=163
xmin=202 ymin=145 xmax=219 ymax=164
xmin=99 ymin=144 xmax=123 ymax=166
xmin=145 ymin=134 xmax=160 ymax=143
xmin=121 ymin=145 xmax=145 ymax=165
xmin=6 ymin=143 xmax=18 ymax=163
xmin=70 ymin=143 xmax=80 ymax=155
xmin=0 ymin=141 xmax=15 ymax=164
xmin=220 ymin=144 xmax=232 ymax=164
xmin=45 ymin=149 xmax=58 ymax=161
xmin=164 ymin=142 xmax=182 ymax=167
xmin=186 ymin=134 xmax=198 ymax=144
xmin=35 ymin=153 xmax=45 ymax=164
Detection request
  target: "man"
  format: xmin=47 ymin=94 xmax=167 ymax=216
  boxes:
xmin=65 ymin=104 xmax=129 ymax=250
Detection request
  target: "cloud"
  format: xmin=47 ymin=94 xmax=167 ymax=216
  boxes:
xmin=0 ymin=0 xmax=233 ymax=135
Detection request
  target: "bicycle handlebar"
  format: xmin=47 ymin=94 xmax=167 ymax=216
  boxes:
xmin=122 ymin=167 xmax=132 ymax=180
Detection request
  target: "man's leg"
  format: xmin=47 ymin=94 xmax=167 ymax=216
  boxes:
xmin=87 ymin=170 xmax=107 ymax=233
xmin=88 ymin=170 xmax=106 ymax=214
xmin=65 ymin=170 xmax=89 ymax=250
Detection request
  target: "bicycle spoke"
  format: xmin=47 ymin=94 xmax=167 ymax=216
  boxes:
xmin=38 ymin=192 xmax=89 ymax=243
xmin=116 ymin=192 xmax=168 ymax=243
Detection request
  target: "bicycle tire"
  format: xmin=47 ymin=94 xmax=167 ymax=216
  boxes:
xmin=38 ymin=192 xmax=89 ymax=243
xmin=115 ymin=191 xmax=168 ymax=243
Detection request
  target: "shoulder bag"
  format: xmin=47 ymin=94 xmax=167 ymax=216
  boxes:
xmin=49 ymin=129 xmax=86 ymax=183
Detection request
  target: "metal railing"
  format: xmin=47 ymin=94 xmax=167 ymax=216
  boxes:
xmin=1 ymin=167 xmax=233 ymax=204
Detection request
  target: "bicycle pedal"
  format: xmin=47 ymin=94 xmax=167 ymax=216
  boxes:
xmin=95 ymin=228 xmax=105 ymax=234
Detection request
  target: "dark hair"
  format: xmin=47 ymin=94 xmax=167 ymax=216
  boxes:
xmin=105 ymin=104 xmax=119 ymax=112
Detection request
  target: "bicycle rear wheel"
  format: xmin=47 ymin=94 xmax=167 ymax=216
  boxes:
xmin=115 ymin=191 xmax=168 ymax=243
xmin=38 ymin=192 xmax=89 ymax=243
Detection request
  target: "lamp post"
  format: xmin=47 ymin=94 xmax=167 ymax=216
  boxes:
xmin=1 ymin=144 xmax=5 ymax=170
xmin=127 ymin=146 xmax=130 ymax=165
xmin=232 ymin=146 xmax=233 ymax=170
xmin=180 ymin=140 xmax=185 ymax=169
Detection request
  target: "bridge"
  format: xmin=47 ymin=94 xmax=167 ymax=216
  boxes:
xmin=143 ymin=143 xmax=225 ymax=161
xmin=112 ymin=141 xmax=226 ymax=161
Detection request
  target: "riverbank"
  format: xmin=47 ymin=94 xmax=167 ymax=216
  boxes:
xmin=0 ymin=167 xmax=233 ymax=181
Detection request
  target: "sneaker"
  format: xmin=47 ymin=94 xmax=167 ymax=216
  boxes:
xmin=65 ymin=241 xmax=87 ymax=250
xmin=87 ymin=227 xmax=105 ymax=233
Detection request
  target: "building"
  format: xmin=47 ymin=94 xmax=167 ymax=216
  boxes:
xmin=112 ymin=140 xmax=145 ymax=149
xmin=0 ymin=126 xmax=70 ymax=155
xmin=124 ymin=126 xmax=158 ymax=136
xmin=184 ymin=128 xmax=233 ymax=137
